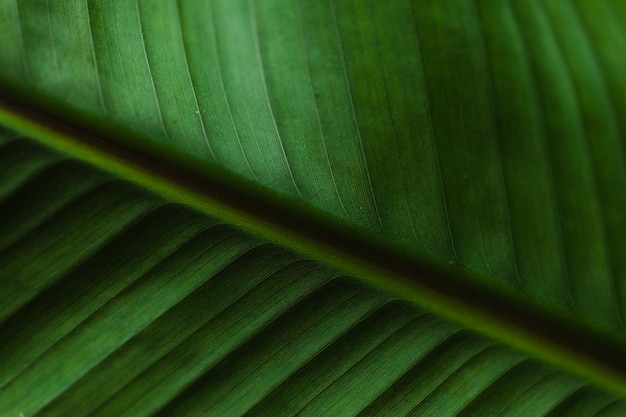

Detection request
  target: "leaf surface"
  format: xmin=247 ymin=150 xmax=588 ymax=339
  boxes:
xmin=1 ymin=0 xmax=626 ymax=415
xmin=1 ymin=131 xmax=625 ymax=416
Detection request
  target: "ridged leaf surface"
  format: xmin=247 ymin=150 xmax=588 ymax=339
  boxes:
xmin=1 ymin=132 xmax=625 ymax=416
xmin=1 ymin=0 xmax=626 ymax=415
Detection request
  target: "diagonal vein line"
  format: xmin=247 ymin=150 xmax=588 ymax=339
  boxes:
xmin=455 ymin=365 xmax=552 ymax=416
xmin=405 ymin=342 xmax=497 ymax=417
xmin=543 ymin=385 xmax=598 ymax=417
xmin=133 ymin=267 xmax=337 ymax=417
xmin=85 ymin=0 xmax=107 ymax=113
xmin=367 ymin=0 xmax=421 ymax=245
xmin=134 ymin=0 xmax=170 ymax=140
xmin=0 ymin=143 xmax=65 ymax=204
xmin=592 ymin=398 xmax=624 ymax=417
xmin=99 ymin=254 xmax=293 ymax=404
xmin=472 ymin=0 xmax=523 ymax=290
xmin=13 ymin=228 xmax=249 ymax=416
xmin=174 ymin=0 xmax=215 ymax=160
xmin=0 ymin=164 xmax=110 ymax=253
xmin=107 ymin=3 xmax=133 ymax=116
xmin=605 ymin=0 xmax=626 ymax=156
xmin=250 ymin=304 xmax=426 ymax=416
xmin=536 ymin=0 xmax=624 ymax=329
xmin=51 ymin=240 xmax=268 ymax=417
xmin=453 ymin=363 xmax=546 ymax=417
xmin=12 ymin=0 xmax=29 ymax=80
xmin=328 ymin=0 xmax=384 ymax=230
xmin=3 ymin=94 xmax=626 ymax=399
xmin=405 ymin=345 xmax=522 ymax=417
xmin=525 ymin=374 xmax=585 ymax=416
xmin=0 ymin=203 xmax=182 ymax=387
xmin=293 ymin=0 xmax=349 ymax=218
xmin=570 ymin=1 xmax=626 ymax=161
xmin=190 ymin=279 xmax=374 ymax=416
xmin=0 ymin=200 xmax=168 ymax=388
xmin=46 ymin=0 xmax=66 ymax=99
xmin=408 ymin=0 xmax=459 ymax=263
xmin=0 ymin=180 xmax=155 ymax=260
xmin=567 ymin=0 xmax=626 ymax=327
xmin=292 ymin=311 xmax=437 ymax=416
xmin=356 ymin=332 xmax=493 ymax=417
xmin=208 ymin=0 xmax=258 ymax=180
xmin=507 ymin=0 xmax=576 ymax=311
xmin=248 ymin=0 xmax=301 ymax=197
xmin=241 ymin=293 xmax=388 ymax=416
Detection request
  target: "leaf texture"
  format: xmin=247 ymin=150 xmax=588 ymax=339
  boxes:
xmin=1 ymin=0 xmax=626 ymax=415
xmin=1 ymin=0 xmax=626 ymax=336
xmin=0 ymin=131 xmax=624 ymax=417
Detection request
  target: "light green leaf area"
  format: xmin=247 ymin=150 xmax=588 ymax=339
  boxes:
xmin=2 ymin=0 xmax=626 ymax=415
xmin=2 ymin=0 xmax=626 ymax=333
xmin=0 ymin=130 xmax=622 ymax=417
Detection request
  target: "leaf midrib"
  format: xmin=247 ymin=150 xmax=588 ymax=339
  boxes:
xmin=1 ymin=92 xmax=626 ymax=398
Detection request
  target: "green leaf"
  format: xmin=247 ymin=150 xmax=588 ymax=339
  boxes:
xmin=0 ymin=131 xmax=623 ymax=417
xmin=1 ymin=0 xmax=626 ymax=415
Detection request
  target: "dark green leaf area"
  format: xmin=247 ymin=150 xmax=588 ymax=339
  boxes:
xmin=1 ymin=136 xmax=622 ymax=416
